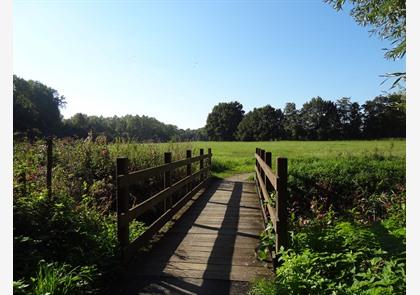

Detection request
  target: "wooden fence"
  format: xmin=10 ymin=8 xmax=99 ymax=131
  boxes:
xmin=116 ymin=148 xmax=212 ymax=262
xmin=254 ymin=147 xmax=288 ymax=263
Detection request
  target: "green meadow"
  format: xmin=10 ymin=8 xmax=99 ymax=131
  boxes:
xmin=191 ymin=140 xmax=406 ymax=178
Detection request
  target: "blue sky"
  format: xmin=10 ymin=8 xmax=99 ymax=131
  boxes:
xmin=14 ymin=0 xmax=405 ymax=129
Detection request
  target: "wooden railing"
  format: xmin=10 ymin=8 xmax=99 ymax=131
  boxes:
xmin=254 ymin=148 xmax=288 ymax=262
xmin=116 ymin=148 xmax=212 ymax=262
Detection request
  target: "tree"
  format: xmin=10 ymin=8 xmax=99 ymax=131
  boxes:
xmin=236 ymin=105 xmax=283 ymax=141
xmin=300 ymin=97 xmax=340 ymax=140
xmin=13 ymin=75 xmax=66 ymax=137
xmin=336 ymin=97 xmax=362 ymax=139
xmin=205 ymin=101 xmax=244 ymax=141
xmin=283 ymin=102 xmax=304 ymax=140
xmin=326 ymin=0 xmax=406 ymax=87
xmin=362 ymin=93 xmax=405 ymax=138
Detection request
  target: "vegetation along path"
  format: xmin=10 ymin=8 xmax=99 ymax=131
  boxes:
xmin=118 ymin=177 xmax=273 ymax=294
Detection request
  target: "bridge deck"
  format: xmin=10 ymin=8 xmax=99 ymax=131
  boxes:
xmin=121 ymin=179 xmax=273 ymax=294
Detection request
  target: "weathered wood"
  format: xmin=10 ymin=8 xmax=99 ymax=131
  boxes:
xmin=264 ymin=152 xmax=273 ymax=193
xmin=118 ymin=154 xmax=209 ymax=187
xmin=116 ymin=157 xmax=129 ymax=259
xmin=46 ymin=138 xmax=52 ymax=199
xmin=186 ymin=149 xmax=192 ymax=192
xmin=129 ymin=179 xmax=273 ymax=285
xmin=276 ymin=157 xmax=288 ymax=252
xmin=255 ymin=153 xmax=277 ymax=189
xmin=255 ymin=166 xmax=277 ymax=225
xmin=125 ymin=178 xmax=208 ymax=258
xmin=164 ymin=152 xmax=172 ymax=211
xmin=254 ymin=148 xmax=289 ymax=268
xmin=199 ymin=148 xmax=204 ymax=182
xmin=260 ymin=149 xmax=266 ymax=187
xmin=121 ymin=167 xmax=209 ymax=226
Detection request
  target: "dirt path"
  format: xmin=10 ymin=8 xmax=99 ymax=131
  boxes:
xmin=224 ymin=173 xmax=254 ymax=182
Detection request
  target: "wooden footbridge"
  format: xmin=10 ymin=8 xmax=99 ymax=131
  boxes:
xmin=113 ymin=148 xmax=288 ymax=294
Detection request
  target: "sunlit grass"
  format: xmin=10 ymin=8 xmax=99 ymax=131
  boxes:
xmin=190 ymin=140 xmax=405 ymax=178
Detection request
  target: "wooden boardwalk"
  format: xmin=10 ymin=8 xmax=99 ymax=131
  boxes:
xmin=118 ymin=178 xmax=273 ymax=294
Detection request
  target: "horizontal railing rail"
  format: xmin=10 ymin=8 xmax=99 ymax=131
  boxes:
xmin=254 ymin=147 xmax=288 ymax=266
xmin=116 ymin=148 xmax=212 ymax=262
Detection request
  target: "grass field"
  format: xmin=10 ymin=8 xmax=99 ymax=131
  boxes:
xmin=191 ymin=140 xmax=406 ymax=178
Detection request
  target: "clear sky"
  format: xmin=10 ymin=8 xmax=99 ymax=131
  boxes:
xmin=14 ymin=0 xmax=405 ymax=129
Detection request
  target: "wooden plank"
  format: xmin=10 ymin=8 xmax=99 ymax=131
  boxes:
xmin=125 ymin=178 xmax=208 ymax=258
xmin=255 ymin=153 xmax=277 ymax=189
xmin=169 ymin=227 xmax=262 ymax=236
xmin=135 ymin=263 xmax=272 ymax=281
xmin=118 ymin=154 xmax=210 ymax=187
xmin=144 ymin=254 xmax=264 ymax=267
xmin=152 ymin=243 xmax=259 ymax=255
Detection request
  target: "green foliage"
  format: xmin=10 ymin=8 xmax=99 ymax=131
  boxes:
xmin=13 ymin=75 xmax=66 ymax=137
xmin=13 ymin=189 xmax=119 ymax=292
xmin=257 ymin=221 xmax=276 ymax=261
xmin=236 ymin=105 xmax=284 ymax=141
xmin=251 ymin=216 xmax=405 ymax=294
xmin=363 ymin=93 xmax=406 ymax=138
xmin=300 ymin=97 xmax=340 ymax=140
xmin=205 ymin=101 xmax=245 ymax=141
xmin=249 ymin=144 xmax=405 ymax=294
xmin=287 ymin=155 xmax=405 ymax=221
xmin=62 ymin=113 xmax=184 ymax=142
xmin=31 ymin=261 xmax=95 ymax=295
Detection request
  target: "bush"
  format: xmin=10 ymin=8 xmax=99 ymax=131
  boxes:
xmin=251 ymin=154 xmax=405 ymax=295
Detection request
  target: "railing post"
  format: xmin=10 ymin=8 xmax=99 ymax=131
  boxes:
xmin=199 ymin=148 xmax=204 ymax=182
xmin=164 ymin=152 xmax=172 ymax=211
xmin=116 ymin=157 xmax=129 ymax=260
xmin=46 ymin=138 xmax=53 ymax=199
xmin=207 ymin=148 xmax=212 ymax=178
xmin=186 ymin=150 xmax=192 ymax=192
xmin=265 ymin=152 xmax=273 ymax=193
xmin=260 ymin=149 xmax=266 ymax=187
xmin=275 ymin=157 xmax=288 ymax=255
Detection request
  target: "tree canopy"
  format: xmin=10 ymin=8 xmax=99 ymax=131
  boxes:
xmin=13 ymin=75 xmax=66 ymax=137
xmin=205 ymin=101 xmax=245 ymax=141
xmin=236 ymin=105 xmax=283 ymax=141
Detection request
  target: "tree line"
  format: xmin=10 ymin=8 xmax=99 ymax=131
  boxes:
xmin=13 ymin=75 xmax=204 ymax=141
xmin=205 ymin=95 xmax=405 ymax=141
xmin=14 ymin=75 xmax=405 ymax=142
